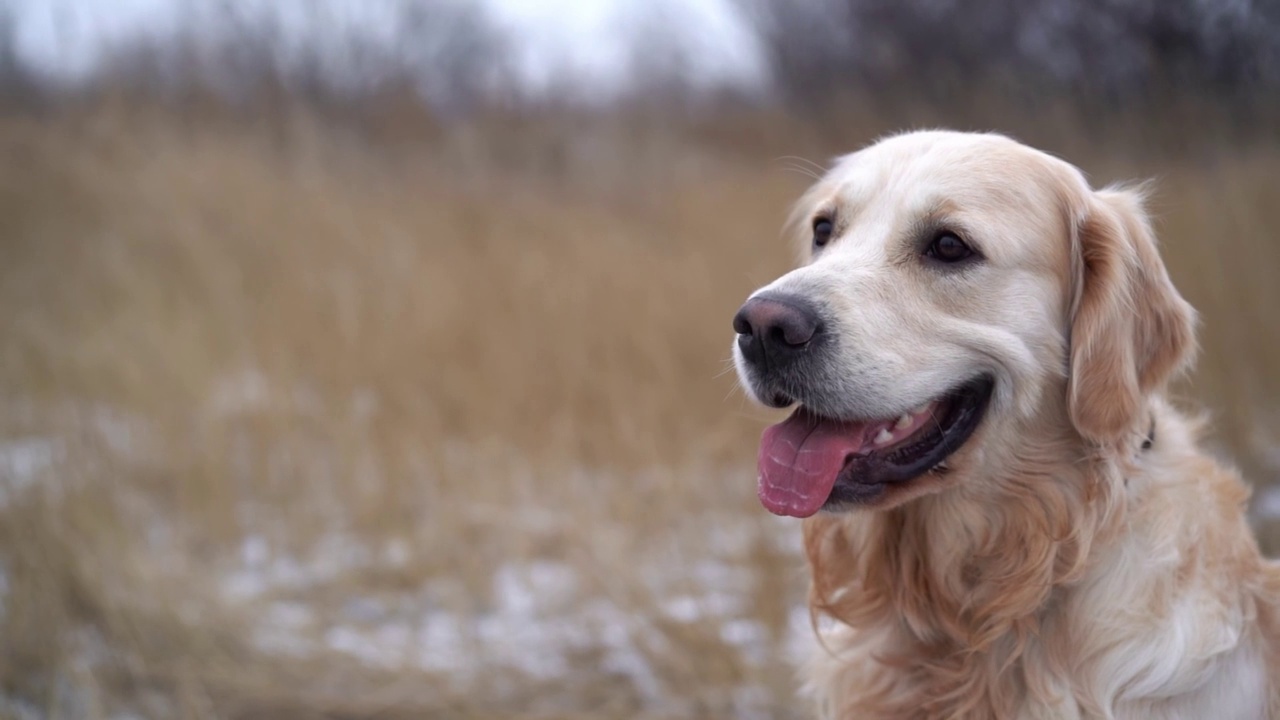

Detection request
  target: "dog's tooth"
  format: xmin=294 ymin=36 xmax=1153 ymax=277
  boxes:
xmin=895 ymin=414 xmax=912 ymax=429
xmin=912 ymin=403 xmax=930 ymax=416
xmin=874 ymin=428 xmax=894 ymax=445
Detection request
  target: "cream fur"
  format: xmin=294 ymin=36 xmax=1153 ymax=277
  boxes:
xmin=734 ymin=130 xmax=1280 ymax=719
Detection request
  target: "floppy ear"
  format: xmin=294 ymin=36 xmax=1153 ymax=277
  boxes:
xmin=1067 ymin=186 xmax=1197 ymax=444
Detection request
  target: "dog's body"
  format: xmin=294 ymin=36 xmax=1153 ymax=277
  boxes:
xmin=801 ymin=397 xmax=1280 ymax=719
xmin=731 ymin=131 xmax=1280 ymax=719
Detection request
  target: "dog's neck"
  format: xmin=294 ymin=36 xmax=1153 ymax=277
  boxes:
xmin=801 ymin=406 xmax=1146 ymax=711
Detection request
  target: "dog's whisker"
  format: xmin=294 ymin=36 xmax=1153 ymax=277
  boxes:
xmin=713 ymin=363 xmax=738 ymax=380
xmin=724 ymin=385 xmax=747 ymax=404
xmin=774 ymin=155 xmax=828 ymax=174
xmin=772 ymin=156 xmax=826 ymax=182
xmin=780 ymin=163 xmax=821 ymax=182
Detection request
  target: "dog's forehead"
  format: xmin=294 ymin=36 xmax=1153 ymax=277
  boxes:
xmin=823 ymin=132 xmax=1071 ymax=211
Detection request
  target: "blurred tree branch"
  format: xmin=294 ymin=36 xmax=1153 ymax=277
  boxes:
xmin=740 ymin=0 xmax=1280 ymax=111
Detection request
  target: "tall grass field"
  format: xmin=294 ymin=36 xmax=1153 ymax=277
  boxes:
xmin=2 ymin=101 xmax=1279 ymax=719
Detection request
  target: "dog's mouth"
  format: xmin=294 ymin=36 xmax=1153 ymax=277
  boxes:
xmin=756 ymin=375 xmax=994 ymax=517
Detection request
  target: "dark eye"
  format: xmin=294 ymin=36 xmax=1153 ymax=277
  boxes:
xmin=924 ymin=232 xmax=974 ymax=263
xmin=812 ymin=218 xmax=834 ymax=248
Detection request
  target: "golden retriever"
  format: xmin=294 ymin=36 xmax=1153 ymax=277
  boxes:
xmin=731 ymin=130 xmax=1280 ymax=719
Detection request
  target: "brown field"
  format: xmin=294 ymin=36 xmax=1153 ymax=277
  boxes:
xmin=1 ymin=99 xmax=1279 ymax=719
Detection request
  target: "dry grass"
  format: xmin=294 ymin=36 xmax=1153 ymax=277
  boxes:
xmin=0 ymin=99 xmax=1278 ymax=719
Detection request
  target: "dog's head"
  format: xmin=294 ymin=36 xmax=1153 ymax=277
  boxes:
xmin=733 ymin=131 xmax=1196 ymax=516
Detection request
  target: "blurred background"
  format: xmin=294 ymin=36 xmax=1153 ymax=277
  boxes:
xmin=1 ymin=1 xmax=1279 ymax=718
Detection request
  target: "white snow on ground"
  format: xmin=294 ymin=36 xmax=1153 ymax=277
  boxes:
xmin=214 ymin=524 xmax=814 ymax=707
xmin=0 ymin=435 xmax=54 ymax=626
xmin=222 ymin=533 xmax=379 ymax=602
xmin=0 ymin=391 xmax=811 ymax=712
xmin=0 ymin=437 xmax=60 ymax=507
xmin=171 ymin=369 xmax=816 ymax=707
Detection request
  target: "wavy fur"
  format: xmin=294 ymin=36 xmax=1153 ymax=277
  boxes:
xmin=737 ymin=131 xmax=1280 ymax=719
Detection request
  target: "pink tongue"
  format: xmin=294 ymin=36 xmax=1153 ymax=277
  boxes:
xmin=758 ymin=409 xmax=871 ymax=518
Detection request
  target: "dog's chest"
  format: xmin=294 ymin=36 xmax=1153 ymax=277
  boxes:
xmin=811 ymin=588 xmax=1269 ymax=720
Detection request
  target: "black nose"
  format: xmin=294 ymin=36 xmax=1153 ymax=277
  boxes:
xmin=733 ymin=293 xmax=822 ymax=368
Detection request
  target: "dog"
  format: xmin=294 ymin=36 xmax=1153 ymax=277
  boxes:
xmin=731 ymin=130 xmax=1280 ymax=719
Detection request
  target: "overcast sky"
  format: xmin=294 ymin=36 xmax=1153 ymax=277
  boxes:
xmin=5 ymin=0 xmax=767 ymax=95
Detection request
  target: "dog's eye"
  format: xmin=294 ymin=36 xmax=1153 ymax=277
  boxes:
xmin=812 ymin=218 xmax=834 ymax=248
xmin=924 ymin=232 xmax=974 ymax=263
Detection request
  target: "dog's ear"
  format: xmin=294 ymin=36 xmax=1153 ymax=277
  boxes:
xmin=1067 ymin=187 xmax=1197 ymax=444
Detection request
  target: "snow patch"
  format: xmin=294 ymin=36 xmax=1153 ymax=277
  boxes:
xmin=0 ymin=437 xmax=61 ymax=507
